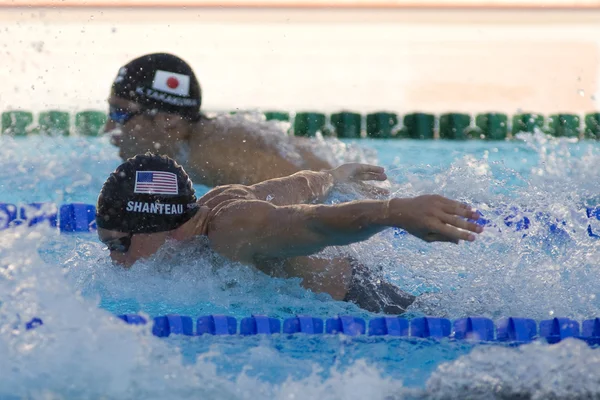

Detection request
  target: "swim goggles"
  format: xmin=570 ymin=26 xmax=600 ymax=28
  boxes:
xmin=108 ymin=105 xmax=146 ymax=125
xmin=100 ymin=232 xmax=134 ymax=253
xmin=109 ymin=104 xmax=200 ymax=125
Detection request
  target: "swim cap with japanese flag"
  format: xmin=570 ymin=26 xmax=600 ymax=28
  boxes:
xmin=152 ymin=70 xmax=190 ymax=97
xmin=111 ymin=53 xmax=201 ymax=121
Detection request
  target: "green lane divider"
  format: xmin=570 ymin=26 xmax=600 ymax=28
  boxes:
xmin=264 ymin=111 xmax=290 ymax=122
xmin=548 ymin=114 xmax=580 ymax=138
xmin=38 ymin=110 xmax=70 ymax=136
xmin=584 ymin=113 xmax=600 ymax=139
xmin=293 ymin=112 xmax=328 ymax=137
xmin=401 ymin=113 xmax=435 ymax=139
xmin=2 ymin=109 xmax=600 ymax=140
xmin=366 ymin=112 xmax=398 ymax=139
xmin=1 ymin=110 xmax=34 ymax=136
xmin=75 ymin=110 xmax=107 ymax=137
xmin=512 ymin=113 xmax=545 ymax=135
xmin=439 ymin=113 xmax=473 ymax=140
xmin=331 ymin=111 xmax=362 ymax=139
xmin=476 ymin=113 xmax=508 ymax=140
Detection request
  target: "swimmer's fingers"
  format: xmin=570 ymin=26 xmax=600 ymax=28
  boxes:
xmin=438 ymin=212 xmax=483 ymax=235
xmin=431 ymin=201 xmax=483 ymax=242
xmin=391 ymin=195 xmax=481 ymax=244
xmin=440 ymin=200 xmax=480 ymax=221
xmin=353 ymin=165 xmax=387 ymax=181
xmin=355 ymin=172 xmax=387 ymax=182
xmin=330 ymin=163 xmax=387 ymax=184
xmin=430 ymin=220 xmax=478 ymax=243
xmin=355 ymin=164 xmax=385 ymax=175
xmin=358 ymin=165 xmax=387 ymax=181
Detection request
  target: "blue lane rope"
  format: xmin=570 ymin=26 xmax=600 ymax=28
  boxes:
xmin=1 ymin=202 xmax=600 ymax=238
xmin=24 ymin=314 xmax=600 ymax=345
xmin=117 ymin=315 xmax=600 ymax=345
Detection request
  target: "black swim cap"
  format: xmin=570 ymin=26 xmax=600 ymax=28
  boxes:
xmin=96 ymin=153 xmax=199 ymax=233
xmin=111 ymin=53 xmax=202 ymax=121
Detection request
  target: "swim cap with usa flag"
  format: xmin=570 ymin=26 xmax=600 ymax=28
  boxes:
xmin=111 ymin=53 xmax=202 ymax=121
xmin=96 ymin=153 xmax=199 ymax=233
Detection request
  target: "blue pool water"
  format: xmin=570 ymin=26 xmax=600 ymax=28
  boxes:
xmin=1 ymin=123 xmax=600 ymax=399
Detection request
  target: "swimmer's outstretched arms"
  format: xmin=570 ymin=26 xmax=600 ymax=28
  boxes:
xmin=96 ymin=154 xmax=482 ymax=314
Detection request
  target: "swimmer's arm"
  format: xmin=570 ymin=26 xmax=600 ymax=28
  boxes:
xmin=247 ymin=170 xmax=334 ymax=206
xmin=207 ymin=196 xmax=482 ymax=261
xmin=247 ymin=163 xmax=387 ymax=206
xmin=197 ymin=173 xmax=333 ymax=210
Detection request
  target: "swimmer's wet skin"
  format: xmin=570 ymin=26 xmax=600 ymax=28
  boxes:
xmin=105 ymin=53 xmax=334 ymax=187
xmin=96 ymin=153 xmax=482 ymax=314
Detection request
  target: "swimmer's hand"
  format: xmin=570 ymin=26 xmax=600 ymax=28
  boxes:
xmin=328 ymin=163 xmax=390 ymax=198
xmin=388 ymin=195 xmax=483 ymax=244
xmin=328 ymin=163 xmax=387 ymax=184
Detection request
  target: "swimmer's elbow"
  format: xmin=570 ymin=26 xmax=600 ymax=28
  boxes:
xmin=257 ymin=205 xmax=331 ymax=257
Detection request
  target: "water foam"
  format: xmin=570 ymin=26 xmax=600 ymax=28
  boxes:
xmin=388 ymin=134 xmax=600 ymax=320
xmin=425 ymin=339 xmax=600 ymax=399
xmin=0 ymin=134 xmax=121 ymax=204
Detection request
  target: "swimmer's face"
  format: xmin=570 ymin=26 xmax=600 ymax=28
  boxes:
xmin=97 ymin=227 xmax=171 ymax=267
xmin=104 ymin=96 xmax=192 ymax=161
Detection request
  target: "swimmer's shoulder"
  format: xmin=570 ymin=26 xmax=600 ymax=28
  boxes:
xmin=193 ymin=114 xmax=266 ymax=143
xmin=197 ymin=184 xmax=257 ymax=210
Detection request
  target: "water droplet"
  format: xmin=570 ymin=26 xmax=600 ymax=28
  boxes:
xmin=578 ymin=89 xmax=585 ymax=96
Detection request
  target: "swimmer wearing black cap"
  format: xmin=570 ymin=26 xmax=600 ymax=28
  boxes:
xmin=104 ymin=53 xmax=336 ymax=188
xmin=97 ymin=153 xmax=483 ymax=314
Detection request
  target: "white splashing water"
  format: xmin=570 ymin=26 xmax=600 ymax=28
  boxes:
xmin=425 ymin=339 xmax=600 ymax=400
xmin=0 ymin=134 xmax=121 ymax=204
xmin=370 ymin=132 xmax=600 ymax=322
xmin=0 ymin=226 xmax=409 ymax=399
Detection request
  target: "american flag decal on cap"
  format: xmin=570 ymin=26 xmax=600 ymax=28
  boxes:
xmin=134 ymin=171 xmax=179 ymax=195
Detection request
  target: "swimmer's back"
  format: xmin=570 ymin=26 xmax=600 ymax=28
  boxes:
xmin=188 ymin=118 xmax=332 ymax=186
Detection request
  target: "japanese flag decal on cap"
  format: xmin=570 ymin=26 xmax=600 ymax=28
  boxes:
xmin=152 ymin=70 xmax=191 ymax=97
